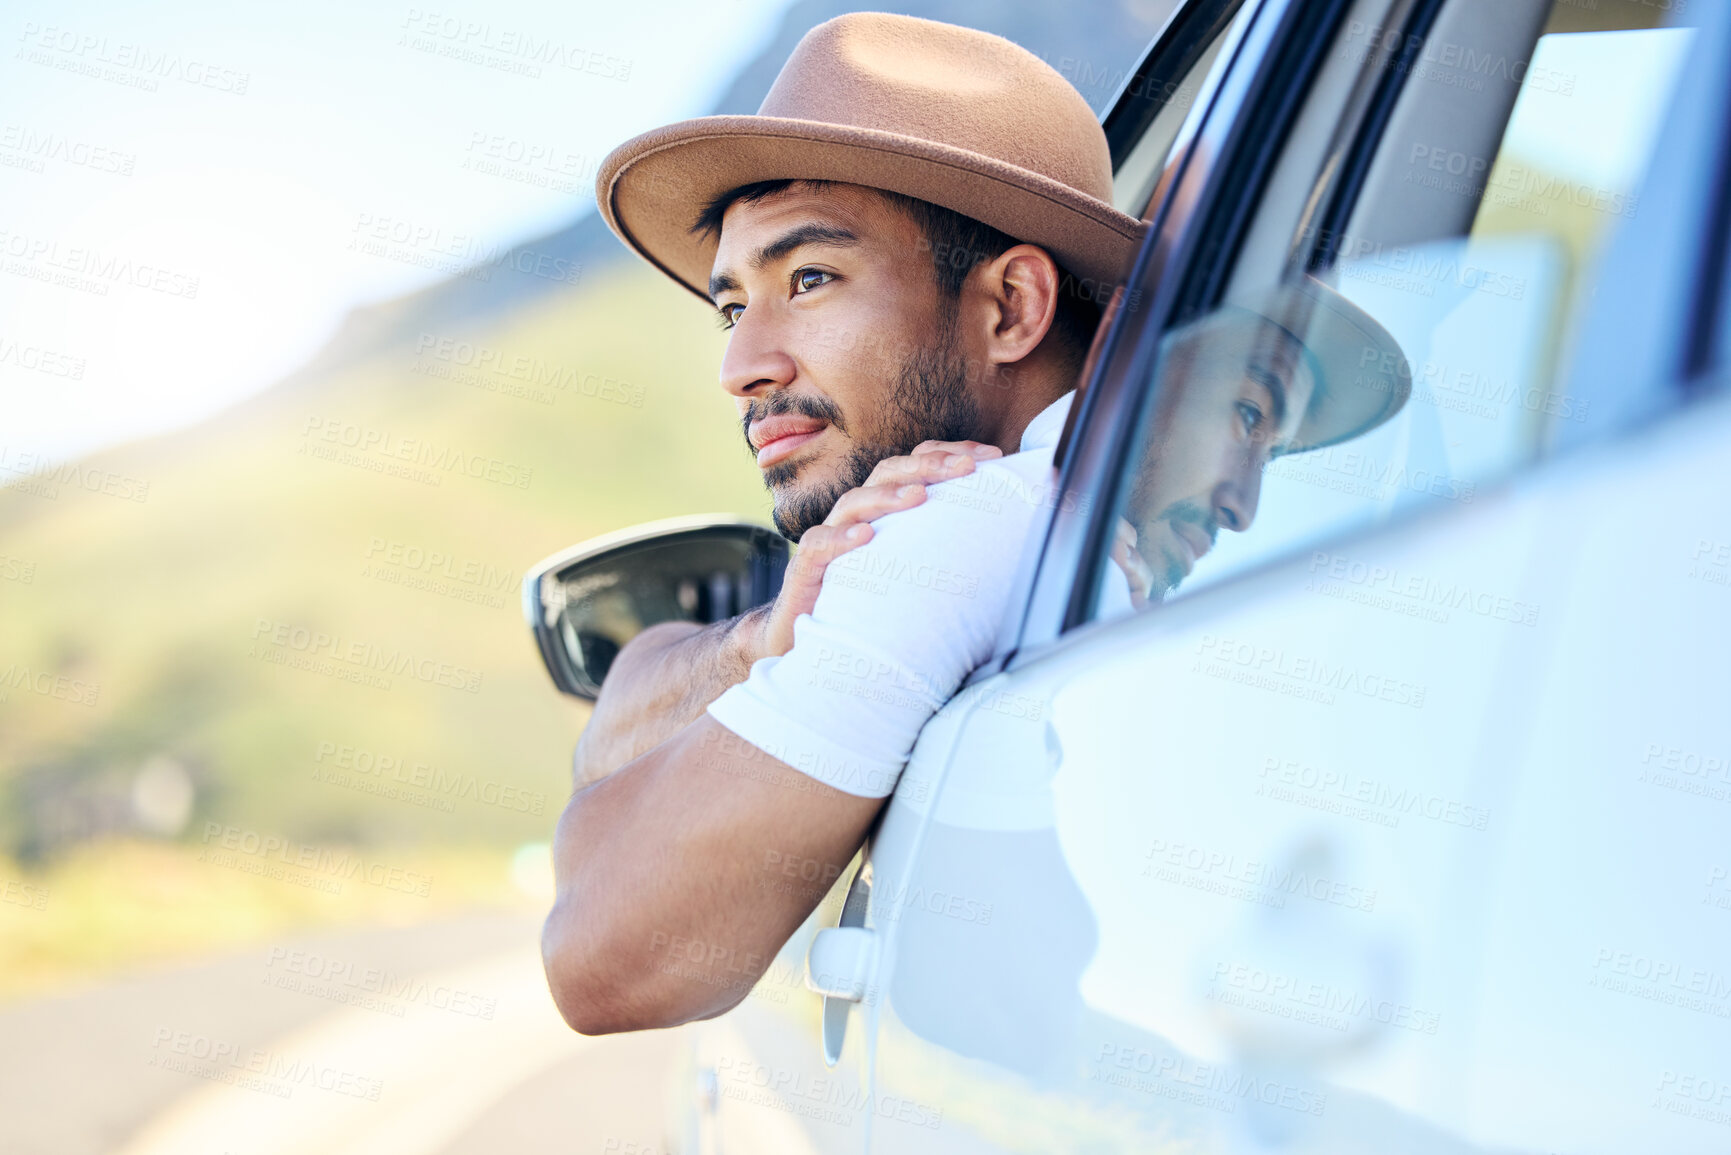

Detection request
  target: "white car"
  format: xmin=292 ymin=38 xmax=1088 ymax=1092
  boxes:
xmin=527 ymin=0 xmax=1731 ymax=1149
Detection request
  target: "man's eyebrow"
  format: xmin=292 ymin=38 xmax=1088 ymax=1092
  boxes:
xmin=707 ymin=223 xmax=860 ymax=302
xmin=1246 ymin=361 xmax=1290 ymax=430
xmin=751 ymin=223 xmax=859 ymax=270
xmin=708 ymin=271 xmax=741 ymax=302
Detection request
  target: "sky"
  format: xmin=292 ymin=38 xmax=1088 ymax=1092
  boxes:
xmin=0 ymin=0 xmax=796 ymax=462
xmin=1 ymin=10 xmax=1695 ymax=469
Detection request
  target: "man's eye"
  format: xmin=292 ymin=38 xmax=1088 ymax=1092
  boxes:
xmin=715 ymin=303 xmax=743 ymax=330
xmin=793 ymin=267 xmax=834 ymax=294
xmin=1236 ymin=401 xmax=1265 ymax=436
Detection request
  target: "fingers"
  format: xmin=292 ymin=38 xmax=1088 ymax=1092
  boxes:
xmin=1113 ymin=517 xmax=1138 ymax=554
xmin=822 ymin=440 xmax=1005 ymax=532
xmin=823 ymin=481 xmax=926 ymax=529
xmin=768 ymin=440 xmax=1009 ymax=648
xmin=864 ymin=440 xmax=1001 ymax=489
xmin=786 ymin=521 xmax=870 ymax=584
xmin=1110 ymin=519 xmax=1152 ymax=610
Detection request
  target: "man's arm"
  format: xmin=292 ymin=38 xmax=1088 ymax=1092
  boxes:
xmin=546 ymin=715 xmax=879 ymax=1034
xmin=545 ymin=449 xmax=1053 ymax=1034
xmin=568 ymin=441 xmax=1002 ymax=789
xmin=568 ymin=614 xmax=761 ymax=790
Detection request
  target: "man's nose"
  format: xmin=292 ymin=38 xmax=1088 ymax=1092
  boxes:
xmin=718 ymin=311 xmax=798 ymax=399
xmin=1212 ymin=449 xmax=1264 ymax=533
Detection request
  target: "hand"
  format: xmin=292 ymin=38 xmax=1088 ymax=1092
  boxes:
xmin=1110 ymin=517 xmax=1153 ymax=610
xmin=744 ymin=440 xmax=1004 ymax=659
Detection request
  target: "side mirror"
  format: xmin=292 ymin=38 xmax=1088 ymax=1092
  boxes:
xmin=523 ymin=515 xmax=788 ymax=700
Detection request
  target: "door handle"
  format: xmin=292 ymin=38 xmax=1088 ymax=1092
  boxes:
xmin=806 ymin=861 xmax=875 ymax=1065
xmin=806 ymin=926 xmax=879 ymax=1001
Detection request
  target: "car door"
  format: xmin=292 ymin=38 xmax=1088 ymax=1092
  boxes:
xmin=681 ymin=6 xmax=1256 ymax=1154
xmin=853 ymin=0 xmax=1731 ymax=1152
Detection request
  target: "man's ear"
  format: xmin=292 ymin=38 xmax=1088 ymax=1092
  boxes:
xmin=971 ymin=244 xmax=1060 ymax=367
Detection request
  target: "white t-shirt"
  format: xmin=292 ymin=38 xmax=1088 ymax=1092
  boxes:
xmin=708 ymin=391 xmax=1126 ymax=798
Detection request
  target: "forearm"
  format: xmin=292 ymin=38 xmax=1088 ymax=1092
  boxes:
xmin=544 ymin=716 xmax=882 ymax=1034
xmin=570 ymin=606 xmax=769 ymax=789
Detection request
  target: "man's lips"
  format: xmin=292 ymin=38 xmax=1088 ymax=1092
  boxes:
xmin=750 ymin=416 xmax=828 ymax=467
xmin=1170 ymin=521 xmax=1213 ymax=573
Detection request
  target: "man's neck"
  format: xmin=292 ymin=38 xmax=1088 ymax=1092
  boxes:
xmin=982 ymin=377 xmax=1072 ymax=453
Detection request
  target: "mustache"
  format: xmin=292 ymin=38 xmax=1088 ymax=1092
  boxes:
xmin=739 ymin=390 xmax=847 ymax=457
xmin=1160 ymin=498 xmax=1218 ymax=546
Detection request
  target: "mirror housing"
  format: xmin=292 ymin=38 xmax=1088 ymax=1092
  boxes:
xmin=523 ymin=515 xmax=788 ymax=700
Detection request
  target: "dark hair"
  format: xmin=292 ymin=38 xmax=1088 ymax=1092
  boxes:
xmin=692 ymin=179 xmax=1102 ymax=367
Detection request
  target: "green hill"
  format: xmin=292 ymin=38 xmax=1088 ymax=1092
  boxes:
xmin=0 ymin=261 xmax=768 ymax=856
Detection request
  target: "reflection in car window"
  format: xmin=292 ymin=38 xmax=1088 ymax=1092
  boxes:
xmin=1089 ymin=4 xmax=1698 ymax=622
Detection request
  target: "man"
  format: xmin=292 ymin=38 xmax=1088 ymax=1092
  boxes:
xmin=1113 ymin=285 xmax=1407 ymax=606
xmin=568 ymin=12 xmax=1141 ymax=788
xmin=543 ymin=13 xmax=1408 ymax=1035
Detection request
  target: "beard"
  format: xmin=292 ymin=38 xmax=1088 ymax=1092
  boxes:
xmin=1143 ymin=498 xmax=1216 ymax=597
xmin=746 ymin=317 xmax=980 ymax=540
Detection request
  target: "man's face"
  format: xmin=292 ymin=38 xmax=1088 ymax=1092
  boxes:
xmin=1124 ymin=322 xmax=1314 ymax=599
xmin=708 ymin=183 xmax=980 ymax=539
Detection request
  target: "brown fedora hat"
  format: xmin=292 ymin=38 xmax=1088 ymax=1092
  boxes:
xmin=595 ymin=13 xmax=1146 ymax=303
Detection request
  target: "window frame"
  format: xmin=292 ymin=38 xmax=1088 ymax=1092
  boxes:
xmin=1000 ymin=0 xmax=1727 ymax=673
xmin=1002 ymin=0 xmax=1358 ymax=668
xmin=1100 ymin=0 xmax=1251 ymax=172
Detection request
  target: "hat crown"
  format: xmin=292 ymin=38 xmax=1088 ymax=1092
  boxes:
xmin=757 ymin=13 xmax=1113 ymax=204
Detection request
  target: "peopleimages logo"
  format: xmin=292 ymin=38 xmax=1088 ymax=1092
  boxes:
xmin=1144 ymin=836 xmax=1379 ymax=914
xmin=1314 ymin=226 xmax=1526 ymax=301
xmin=0 ymin=445 xmax=150 ymax=503
xmin=360 ymin=535 xmax=516 ymax=609
xmin=199 ymin=822 xmax=434 ymax=897
xmin=412 ymin=334 xmax=643 ymax=407
xmin=264 ymin=946 xmax=498 ymax=1019
xmin=0 ymin=334 xmax=86 ymax=379
xmin=16 ymin=23 xmax=251 ymax=95
xmin=1092 ymin=1043 xmax=1328 ymax=1117
xmin=1307 ymin=550 xmax=1540 ymax=628
xmin=397 ymin=8 xmax=633 ymax=82
xmin=1257 ymin=756 xmax=1491 ymax=832
xmin=0 ymin=122 xmax=136 ymax=176
xmin=312 ymin=740 xmax=545 ymax=814
xmin=713 ymin=1056 xmax=943 ymax=1131
xmin=1192 ymin=633 xmax=1427 ymax=709
xmin=249 ymin=617 xmax=484 ymax=694
xmin=148 ymin=1027 xmax=382 ymax=1102
xmin=0 ymin=226 xmax=201 ymax=298
xmin=299 ymin=416 xmax=534 ymax=490
xmin=0 ymin=878 xmax=50 ymax=911
xmin=0 ymin=662 xmax=99 ymax=707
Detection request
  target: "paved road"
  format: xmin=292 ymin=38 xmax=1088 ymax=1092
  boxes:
xmin=0 ymin=910 xmax=691 ymax=1155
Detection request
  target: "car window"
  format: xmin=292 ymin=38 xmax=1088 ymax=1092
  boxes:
xmin=1110 ymin=1 xmax=1248 ymax=218
xmin=1084 ymin=0 xmax=1700 ymax=622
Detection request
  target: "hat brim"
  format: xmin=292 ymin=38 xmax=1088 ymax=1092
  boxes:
xmin=597 ymin=115 xmax=1145 ymax=304
xmin=1243 ymin=278 xmax=1412 ymax=456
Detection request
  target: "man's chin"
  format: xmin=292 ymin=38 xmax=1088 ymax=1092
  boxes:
xmin=768 ymin=471 xmax=848 ymax=541
xmin=767 ymin=443 xmax=883 ymax=540
xmin=1152 ymin=545 xmax=1188 ymax=599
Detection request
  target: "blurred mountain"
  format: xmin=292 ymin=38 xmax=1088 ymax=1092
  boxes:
xmin=308 ymin=0 xmax=1177 ymax=374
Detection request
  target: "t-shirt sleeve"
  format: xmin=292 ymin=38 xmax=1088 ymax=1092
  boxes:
xmin=707 ymin=451 xmax=1055 ymax=797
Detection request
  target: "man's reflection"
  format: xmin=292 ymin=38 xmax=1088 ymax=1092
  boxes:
xmin=1112 ymin=281 xmax=1411 ymax=605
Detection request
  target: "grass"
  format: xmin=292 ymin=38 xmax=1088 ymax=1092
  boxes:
xmin=0 ymin=839 xmax=537 ymax=1001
